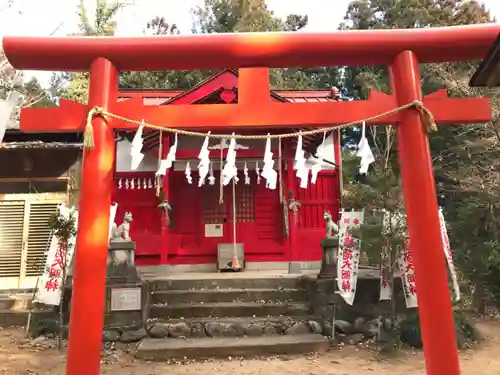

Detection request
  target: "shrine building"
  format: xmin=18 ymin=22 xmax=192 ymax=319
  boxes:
xmin=470 ymin=32 xmax=500 ymax=87
xmin=114 ymin=69 xmax=342 ymax=272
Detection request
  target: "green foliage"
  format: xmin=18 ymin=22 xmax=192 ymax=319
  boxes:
xmin=62 ymin=0 xmax=124 ymax=103
xmin=341 ymin=0 xmax=500 ymax=313
xmin=28 ymin=318 xmax=64 ymax=338
xmin=48 ymin=208 xmax=77 ymax=247
xmin=76 ymin=0 xmax=125 ymax=36
xmin=399 ymin=310 xmax=480 ymax=349
xmin=341 ymin=123 xmax=407 ymax=269
xmin=120 ymin=0 xmax=342 ymax=91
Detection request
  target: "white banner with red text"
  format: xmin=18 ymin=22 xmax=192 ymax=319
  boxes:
xmin=397 ymin=208 xmax=459 ymax=309
xmin=438 ymin=207 xmax=460 ymax=302
xmin=337 ymin=210 xmax=364 ymax=306
xmin=34 ymin=204 xmax=118 ymax=306
xmin=398 ymin=239 xmax=418 ymax=308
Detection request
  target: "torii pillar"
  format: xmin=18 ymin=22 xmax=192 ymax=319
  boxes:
xmin=3 ymin=24 xmax=500 ymax=375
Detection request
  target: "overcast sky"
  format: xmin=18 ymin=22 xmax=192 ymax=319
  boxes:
xmin=1 ymin=0 xmax=499 ymax=86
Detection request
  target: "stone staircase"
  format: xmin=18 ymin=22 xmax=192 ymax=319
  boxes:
xmin=137 ymin=274 xmax=330 ymax=360
xmin=0 ymin=290 xmax=52 ymax=327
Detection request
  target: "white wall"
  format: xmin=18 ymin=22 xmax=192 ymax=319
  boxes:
xmin=115 ymin=139 xmax=158 ymax=172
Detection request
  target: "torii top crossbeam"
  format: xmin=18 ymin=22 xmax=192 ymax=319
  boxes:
xmin=3 ymin=23 xmax=500 ymax=71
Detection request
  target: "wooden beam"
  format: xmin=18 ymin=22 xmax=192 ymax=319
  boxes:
xmin=20 ymin=99 xmax=87 ymax=133
xmin=422 ymin=90 xmax=491 ymax=124
xmin=18 ymin=89 xmax=491 ymax=133
xmin=239 ymin=67 xmax=269 ymax=105
xmin=4 ymin=24 xmax=500 ymax=71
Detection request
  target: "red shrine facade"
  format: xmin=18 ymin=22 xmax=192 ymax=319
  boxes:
xmin=113 ymin=69 xmax=342 ymax=268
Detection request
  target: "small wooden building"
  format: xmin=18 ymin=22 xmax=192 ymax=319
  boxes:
xmin=113 ymin=69 xmax=342 ymax=270
xmin=470 ymin=32 xmax=500 ymax=87
xmin=0 ymin=130 xmax=82 ymax=289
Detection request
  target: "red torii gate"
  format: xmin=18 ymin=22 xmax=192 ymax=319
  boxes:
xmin=3 ymin=23 xmax=499 ymax=375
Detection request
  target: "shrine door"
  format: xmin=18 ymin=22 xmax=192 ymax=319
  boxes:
xmin=169 ymin=169 xmax=285 ymax=263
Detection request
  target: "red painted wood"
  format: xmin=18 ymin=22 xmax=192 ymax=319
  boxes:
xmin=97 ymin=91 xmax=403 ymax=130
xmin=65 ymin=58 xmax=117 ymax=375
xmin=112 ymin=175 xmax=162 ymax=257
xmin=292 ymin=171 xmax=340 ymax=261
xmin=168 ymin=70 xmax=237 ymax=104
xmin=391 ymin=50 xmax=459 ymax=375
xmin=239 ymin=68 xmax=269 ymax=105
xmin=5 ymin=24 xmax=499 ymax=71
xmin=162 ymin=169 xmax=288 ymax=263
xmin=20 ymin=89 xmax=491 ymax=133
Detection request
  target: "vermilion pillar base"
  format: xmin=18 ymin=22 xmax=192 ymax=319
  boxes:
xmin=66 ymin=58 xmax=118 ymax=375
xmin=391 ymin=51 xmax=460 ymax=375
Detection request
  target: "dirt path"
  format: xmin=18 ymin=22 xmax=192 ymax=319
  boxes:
xmin=1 ymin=320 xmax=499 ymax=375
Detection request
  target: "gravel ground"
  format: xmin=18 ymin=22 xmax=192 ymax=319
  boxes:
xmin=1 ymin=320 xmax=499 ymax=375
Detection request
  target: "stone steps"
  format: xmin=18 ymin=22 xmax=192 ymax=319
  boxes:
xmin=145 ymin=316 xmax=323 ymax=339
xmin=0 ymin=310 xmax=54 ymax=327
xmin=148 ymin=277 xmax=304 ymax=292
xmin=135 ymin=334 xmax=330 ymax=360
xmin=150 ymin=288 xmax=307 ymax=305
xmin=140 ymin=273 xmax=322 ymax=358
xmin=149 ymin=301 xmax=311 ymax=319
xmin=0 ymin=296 xmax=32 ymax=311
xmin=0 ymin=294 xmax=51 ymax=312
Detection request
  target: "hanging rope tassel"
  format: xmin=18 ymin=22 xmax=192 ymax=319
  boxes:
xmin=413 ymin=100 xmax=437 ymax=133
xmin=83 ymin=122 xmax=94 ymax=150
xmin=84 ymin=107 xmax=99 ymax=150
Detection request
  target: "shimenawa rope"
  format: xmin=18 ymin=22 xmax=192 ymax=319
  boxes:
xmin=83 ymin=100 xmax=436 ymax=150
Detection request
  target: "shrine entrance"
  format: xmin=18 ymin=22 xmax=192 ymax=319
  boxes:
xmin=168 ymin=164 xmax=285 ymax=264
xmin=4 ymin=23 xmax=500 ymax=375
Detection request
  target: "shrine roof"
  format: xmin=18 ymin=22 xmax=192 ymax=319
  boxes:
xmin=470 ymin=32 xmax=500 ymax=87
xmin=119 ymin=69 xmax=340 ymax=152
xmin=2 ymin=130 xmax=83 ymax=149
xmin=117 ymin=69 xmax=339 ymax=104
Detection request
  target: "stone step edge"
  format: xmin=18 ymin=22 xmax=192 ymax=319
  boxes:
xmin=135 ymin=334 xmax=330 ymax=360
xmin=149 ymin=301 xmax=310 ymax=309
xmin=147 ymin=315 xmax=321 ymax=325
xmin=151 ymin=288 xmax=304 ymax=295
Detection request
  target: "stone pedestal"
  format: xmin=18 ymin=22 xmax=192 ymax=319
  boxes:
xmin=318 ymin=237 xmax=339 ymax=279
xmin=63 ymin=241 xmax=147 ymax=330
xmin=104 ymin=241 xmax=146 ymax=329
xmin=107 ymin=241 xmax=141 ymax=284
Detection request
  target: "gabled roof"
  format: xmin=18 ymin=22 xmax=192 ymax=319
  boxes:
xmin=123 ymin=69 xmax=340 ymax=152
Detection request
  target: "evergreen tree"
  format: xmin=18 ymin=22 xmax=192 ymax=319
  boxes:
xmin=340 ymin=0 xmax=500 ymax=312
xmin=121 ymin=0 xmax=342 ymax=91
xmin=62 ymin=0 xmax=125 ymax=103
